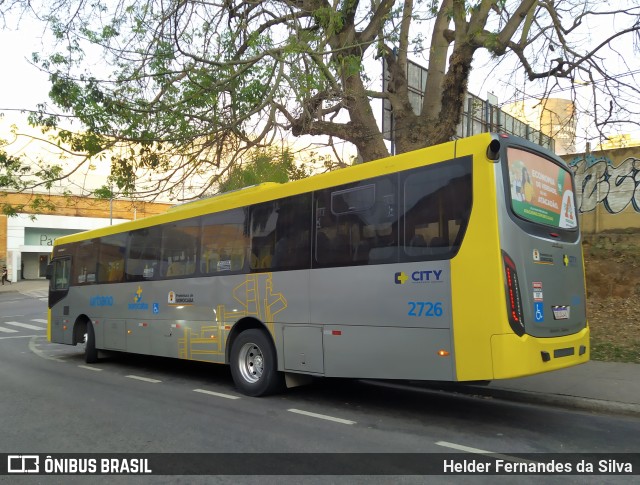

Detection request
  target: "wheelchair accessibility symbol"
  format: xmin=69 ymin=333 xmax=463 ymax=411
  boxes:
xmin=534 ymin=302 xmax=544 ymax=322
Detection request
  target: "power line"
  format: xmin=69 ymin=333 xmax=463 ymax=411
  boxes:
xmin=498 ymin=69 xmax=640 ymax=107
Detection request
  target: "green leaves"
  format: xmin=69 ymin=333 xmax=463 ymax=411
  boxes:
xmin=0 ymin=151 xmax=58 ymax=216
xmin=7 ymin=0 xmax=634 ymax=196
xmin=0 ymin=151 xmax=31 ymax=191
xmin=313 ymin=6 xmax=346 ymax=36
xmin=93 ymin=185 xmax=115 ymax=200
xmin=218 ymin=148 xmax=311 ymax=193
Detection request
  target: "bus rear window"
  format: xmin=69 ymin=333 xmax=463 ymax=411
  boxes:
xmin=507 ymin=148 xmax=577 ymax=229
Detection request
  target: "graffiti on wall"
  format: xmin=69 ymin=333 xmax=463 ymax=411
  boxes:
xmin=569 ymin=154 xmax=640 ymax=214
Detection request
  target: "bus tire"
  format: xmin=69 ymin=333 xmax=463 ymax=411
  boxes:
xmin=230 ymin=329 xmax=284 ymax=397
xmin=84 ymin=322 xmax=99 ymax=364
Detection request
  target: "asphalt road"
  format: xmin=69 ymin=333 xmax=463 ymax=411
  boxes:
xmin=1 ymin=291 xmax=639 ymax=484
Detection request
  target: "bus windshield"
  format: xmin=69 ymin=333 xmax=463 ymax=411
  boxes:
xmin=507 ymin=147 xmax=577 ymax=229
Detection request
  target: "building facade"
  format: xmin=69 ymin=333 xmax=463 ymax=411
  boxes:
xmin=1 ymin=193 xmax=170 ymax=282
xmin=502 ymin=98 xmax=576 ymax=155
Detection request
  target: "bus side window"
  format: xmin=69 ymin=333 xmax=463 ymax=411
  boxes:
xmin=72 ymin=240 xmax=98 ymax=285
xmin=250 ymin=194 xmax=311 ymax=272
xmin=314 ymin=205 xmax=332 ymax=265
xmin=160 ymin=219 xmax=199 ymax=278
xmin=314 ymin=176 xmax=397 ymax=267
xmin=401 ymin=158 xmax=472 ymax=261
xmin=51 ymin=257 xmax=71 ymax=290
xmin=126 ymin=227 xmax=161 ymax=281
xmin=201 ymin=208 xmax=249 ymax=275
xmin=250 ymin=203 xmax=276 ymax=271
xmin=201 ymin=244 xmax=220 ymax=274
xmin=97 ymin=233 xmax=127 ymax=283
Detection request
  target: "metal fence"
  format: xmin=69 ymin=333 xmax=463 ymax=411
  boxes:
xmin=382 ymin=59 xmax=555 ymax=152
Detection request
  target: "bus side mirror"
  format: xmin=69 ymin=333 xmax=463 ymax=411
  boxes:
xmin=487 ymin=139 xmax=501 ymax=161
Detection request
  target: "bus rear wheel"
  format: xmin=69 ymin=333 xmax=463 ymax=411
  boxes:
xmin=230 ymin=329 xmax=284 ymax=397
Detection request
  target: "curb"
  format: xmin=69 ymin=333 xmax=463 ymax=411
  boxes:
xmin=366 ymin=380 xmax=640 ymax=417
xmin=450 ymin=384 xmax=640 ymax=418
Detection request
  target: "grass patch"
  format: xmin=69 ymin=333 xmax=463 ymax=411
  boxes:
xmin=590 ymin=340 xmax=640 ymax=364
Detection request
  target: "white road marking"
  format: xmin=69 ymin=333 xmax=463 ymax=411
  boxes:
xmin=0 ymin=334 xmax=39 ymax=340
xmin=31 ymin=319 xmax=48 ymax=324
xmin=125 ymin=375 xmax=161 ymax=383
xmin=0 ymin=327 xmax=19 ymax=333
xmin=435 ymin=441 xmax=492 ymax=454
xmin=78 ymin=365 xmax=102 ymax=371
xmin=287 ymin=408 xmax=356 ymax=425
xmin=435 ymin=441 xmax=536 ymax=463
xmin=28 ymin=336 xmax=65 ymax=362
xmin=5 ymin=321 xmax=44 ymax=331
xmin=193 ymin=389 xmax=241 ymax=400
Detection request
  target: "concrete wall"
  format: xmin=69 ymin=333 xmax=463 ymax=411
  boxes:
xmin=563 ymin=146 xmax=640 ymax=233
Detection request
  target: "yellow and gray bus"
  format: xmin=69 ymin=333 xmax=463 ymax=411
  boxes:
xmin=48 ymin=133 xmax=589 ymax=396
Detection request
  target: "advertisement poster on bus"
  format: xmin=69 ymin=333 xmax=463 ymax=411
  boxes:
xmin=507 ymin=148 xmax=577 ymax=229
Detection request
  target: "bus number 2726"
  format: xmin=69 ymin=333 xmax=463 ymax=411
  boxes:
xmin=407 ymin=301 xmax=443 ymax=317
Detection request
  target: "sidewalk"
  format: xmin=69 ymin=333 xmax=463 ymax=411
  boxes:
xmin=0 ymin=278 xmax=49 ymax=293
xmin=479 ymin=361 xmax=640 ymax=416
xmin=1 ymin=278 xmax=638 ymax=416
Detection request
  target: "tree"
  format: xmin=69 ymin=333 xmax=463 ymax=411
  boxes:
xmin=0 ymin=149 xmax=57 ymax=216
xmin=2 ymin=1 xmax=640 ymax=199
xmin=217 ymin=148 xmax=313 ymax=193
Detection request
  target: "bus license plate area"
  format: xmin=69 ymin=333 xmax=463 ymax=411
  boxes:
xmin=551 ymin=305 xmax=570 ymax=320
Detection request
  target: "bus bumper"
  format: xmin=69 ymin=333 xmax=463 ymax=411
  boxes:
xmin=490 ymin=327 xmax=590 ymax=379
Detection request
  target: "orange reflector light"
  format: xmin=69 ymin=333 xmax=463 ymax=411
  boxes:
xmin=62 ymin=325 xmax=67 ymax=331
xmin=127 ymin=330 xmax=132 ymax=334
xmin=438 ymin=350 xmax=450 ymax=357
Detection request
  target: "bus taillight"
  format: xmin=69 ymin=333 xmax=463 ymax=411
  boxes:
xmin=502 ymin=251 xmax=525 ymax=336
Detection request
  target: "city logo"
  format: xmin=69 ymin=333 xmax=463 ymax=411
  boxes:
xmin=395 ymin=270 xmax=444 ymax=284
xmin=394 ymin=272 xmax=409 ymax=284
xmin=410 ymin=270 xmax=443 ymax=283
xmin=128 ymin=286 xmax=149 ymax=311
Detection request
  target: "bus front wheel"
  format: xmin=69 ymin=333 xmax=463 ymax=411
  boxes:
xmin=84 ymin=322 xmax=99 ymax=364
xmin=230 ymin=329 xmax=284 ymax=397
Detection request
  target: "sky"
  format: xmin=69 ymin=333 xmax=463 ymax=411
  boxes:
xmin=0 ymin=27 xmax=50 ymax=113
xmin=1 ymin=4 xmax=639 ymax=171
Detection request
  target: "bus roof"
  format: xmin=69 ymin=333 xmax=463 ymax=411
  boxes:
xmin=53 ymin=134 xmax=501 ymax=246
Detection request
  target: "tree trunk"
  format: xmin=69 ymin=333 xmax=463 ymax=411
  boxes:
xmin=428 ymin=43 xmax=476 ymax=146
